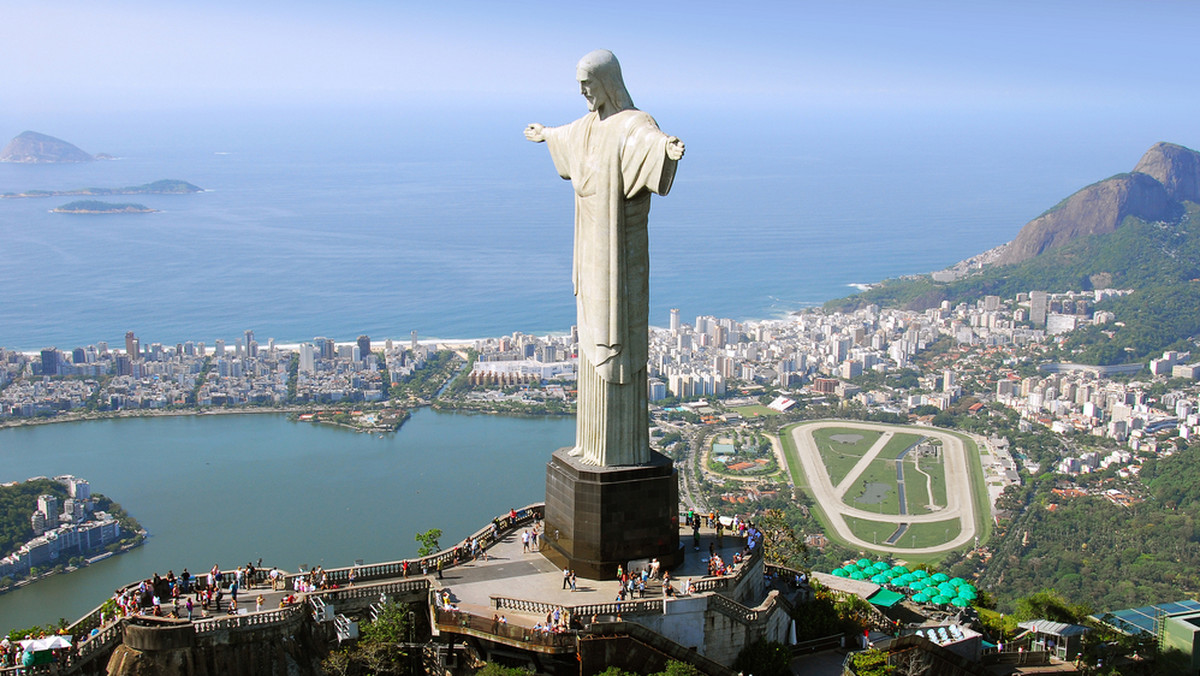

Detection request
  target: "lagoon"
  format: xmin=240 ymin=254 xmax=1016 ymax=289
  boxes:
xmin=0 ymin=408 xmax=573 ymax=630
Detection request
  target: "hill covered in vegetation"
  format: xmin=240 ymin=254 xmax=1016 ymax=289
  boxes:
xmin=827 ymin=143 xmax=1200 ymax=364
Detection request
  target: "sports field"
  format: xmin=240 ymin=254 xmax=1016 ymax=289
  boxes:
xmin=782 ymin=420 xmax=988 ymax=557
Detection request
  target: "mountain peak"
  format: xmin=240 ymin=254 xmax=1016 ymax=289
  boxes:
xmin=995 ymin=142 xmax=1198 ymax=265
xmin=1132 ymin=141 xmax=1200 ymax=203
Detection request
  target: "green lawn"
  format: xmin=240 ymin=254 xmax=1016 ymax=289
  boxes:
xmin=812 ymin=426 xmax=883 ymax=486
xmin=878 ymin=432 xmax=924 ymax=459
xmin=894 ymin=518 xmax=962 ymax=549
xmin=850 ymin=459 xmax=902 ymax=516
xmin=731 ymin=404 xmax=779 ymax=417
xmin=844 ymin=515 xmax=962 ymax=549
xmin=843 ymin=515 xmax=903 ymax=547
xmin=904 ymin=455 xmax=931 ymax=515
xmin=917 ymin=454 xmax=947 ymax=507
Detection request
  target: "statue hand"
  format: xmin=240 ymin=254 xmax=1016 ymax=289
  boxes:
xmin=524 ymin=123 xmax=546 ymax=143
xmin=666 ymin=136 xmax=685 ymax=161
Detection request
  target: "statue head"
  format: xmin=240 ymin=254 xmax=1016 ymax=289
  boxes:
xmin=576 ymin=49 xmax=634 ymax=116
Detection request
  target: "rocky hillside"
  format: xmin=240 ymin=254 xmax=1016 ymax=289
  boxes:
xmin=0 ymin=131 xmax=94 ymax=163
xmin=996 ymin=142 xmax=1200 ymax=265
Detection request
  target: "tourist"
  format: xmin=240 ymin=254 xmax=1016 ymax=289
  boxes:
xmin=562 ymin=567 xmax=570 ymax=589
xmin=256 ymin=595 xmax=264 ymax=613
xmin=569 ymin=571 xmax=577 ymax=592
xmin=348 ymin=567 xmax=356 ymax=587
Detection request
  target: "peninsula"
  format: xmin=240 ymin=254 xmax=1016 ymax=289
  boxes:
xmin=52 ymin=200 xmax=158 ymax=214
xmin=0 ymin=476 xmax=143 ymax=594
xmin=4 ymin=179 xmax=203 ymax=199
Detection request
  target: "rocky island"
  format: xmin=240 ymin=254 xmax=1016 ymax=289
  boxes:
xmin=0 ymin=131 xmax=100 ymax=163
xmin=52 ymin=200 xmax=158 ymax=214
xmin=4 ymin=179 xmax=203 ymax=199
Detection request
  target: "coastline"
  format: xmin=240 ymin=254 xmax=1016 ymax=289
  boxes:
xmin=0 ymin=531 xmax=147 ymax=602
xmin=0 ymin=404 xmax=322 ymax=430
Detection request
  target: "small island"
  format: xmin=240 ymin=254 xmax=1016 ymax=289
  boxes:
xmin=0 ymin=131 xmax=96 ymax=163
xmin=52 ymin=200 xmax=158 ymax=214
xmin=4 ymin=179 xmax=203 ymax=199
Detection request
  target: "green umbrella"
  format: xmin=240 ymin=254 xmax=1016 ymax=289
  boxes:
xmin=930 ymin=573 xmax=950 ymax=583
xmin=909 ymin=579 xmax=928 ymax=591
xmin=912 ymin=570 xmax=929 ymax=579
xmin=832 ymin=568 xmax=848 ymax=577
xmin=911 ymin=593 xmax=930 ymax=603
xmin=857 ymin=558 xmax=871 ymax=568
xmin=932 ymin=594 xmax=952 ymax=605
xmin=872 ymin=561 xmax=890 ymax=572
xmin=959 ymin=584 xmax=977 ymax=596
xmin=938 ymin=582 xmax=956 ymax=595
xmin=871 ymin=573 xmax=889 ymax=584
xmin=949 ymin=577 xmax=965 ymax=587
xmin=890 ymin=565 xmax=909 ymax=574
xmin=951 ymin=597 xmax=970 ymax=607
xmin=957 ymin=588 xmax=977 ymax=600
xmin=896 ymin=573 xmax=915 ymax=585
xmin=850 ymin=571 xmax=866 ymax=580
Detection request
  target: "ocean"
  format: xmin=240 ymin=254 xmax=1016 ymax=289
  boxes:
xmin=1 ymin=102 xmax=1178 ymax=351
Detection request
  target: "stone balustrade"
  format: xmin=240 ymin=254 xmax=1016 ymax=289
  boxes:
xmin=193 ymin=603 xmax=306 ymax=635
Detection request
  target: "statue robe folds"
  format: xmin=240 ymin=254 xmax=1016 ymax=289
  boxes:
xmin=543 ymin=108 xmax=678 ymax=466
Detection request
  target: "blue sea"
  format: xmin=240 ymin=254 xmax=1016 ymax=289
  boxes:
xmin=0 ymin=102 xmax=1189 ymax=350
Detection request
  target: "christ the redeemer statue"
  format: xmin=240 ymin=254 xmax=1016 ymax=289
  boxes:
xmin=526 ymin=49 xmax=684 ymax=467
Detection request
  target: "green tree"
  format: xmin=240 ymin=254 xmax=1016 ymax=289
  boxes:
xmin=848 ymin=648 xmax=896 ymax=675
xmin=733 ymin=638 xmax=791 ymax=676
xmin=414 ymin=528 xmax=442 ymax=557
xmin=1014 ymin=590 xmax=1089 ymax=624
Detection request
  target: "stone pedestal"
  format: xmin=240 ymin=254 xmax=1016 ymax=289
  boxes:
xmin=542 ymin=448 xmax=681 ymax=580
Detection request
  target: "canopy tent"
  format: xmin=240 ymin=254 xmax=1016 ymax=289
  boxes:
xmin=867 ymin=588 xmax=906 ymax=608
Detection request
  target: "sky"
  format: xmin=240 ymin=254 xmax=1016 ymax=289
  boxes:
xmin=6 ymin=0 xmax=1200 ymax=117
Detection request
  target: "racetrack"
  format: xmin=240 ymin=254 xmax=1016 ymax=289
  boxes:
xmin=787 ymin=420 xmax=978 ymax=555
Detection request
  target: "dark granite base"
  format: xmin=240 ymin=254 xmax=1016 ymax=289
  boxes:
xmin=541 ymin=448 xmax=681 ymax=580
